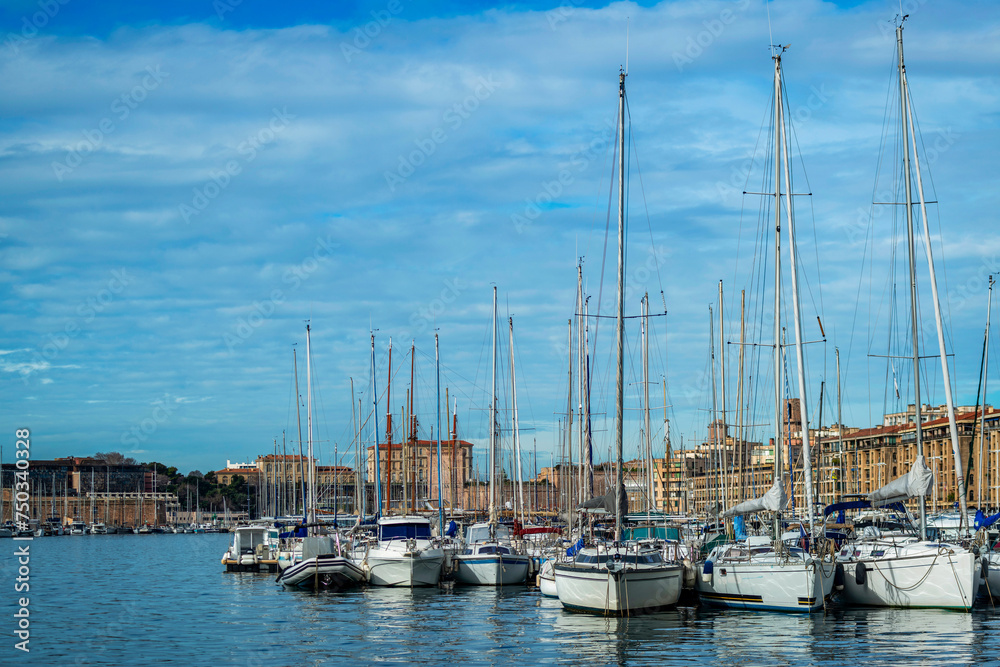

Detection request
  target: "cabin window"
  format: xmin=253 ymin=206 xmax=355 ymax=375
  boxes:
xmin=380 ymin=523 xmax=432 ymax=540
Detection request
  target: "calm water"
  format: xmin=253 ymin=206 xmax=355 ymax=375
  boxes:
xmin=4 ymin=533 xmax=1000 ymax=666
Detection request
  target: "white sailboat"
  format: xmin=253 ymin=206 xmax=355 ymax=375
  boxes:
xmin=695 ymin=46 xmax=836 ymax=613
xmin=835 ymin=19 xmax=981 ymax=612
xmin=553 ymin=67 xmax=684 ymax=615
xmin=452 ymin=287 xmax=531 ymax=586
xmin=277 ymin=323 xmax=365 ymax=590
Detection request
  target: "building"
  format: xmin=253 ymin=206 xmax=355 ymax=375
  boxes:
xmin=365 ymin=439 xmax=474 ymax=511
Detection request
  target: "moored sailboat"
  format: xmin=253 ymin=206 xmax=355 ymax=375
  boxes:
xmin=553 ymin=66 xmax=684 ymax=615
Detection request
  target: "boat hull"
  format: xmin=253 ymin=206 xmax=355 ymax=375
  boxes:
xmin=366 ymin=550 xmax=444 ymax=587
xmin=554 ymin=562 xmax=683 ymax=614
xmin=278 ymin=555 xmax=365 ymax=589
xmin=453 ymin=553 xmax=530 ymax=586
xmin=537 ymin=560 xmax=558 ymax=597
xmin=696 ymin=558 xmax=835 ymax=612
xmin=840 ymin=549 xmax=980 ymax=610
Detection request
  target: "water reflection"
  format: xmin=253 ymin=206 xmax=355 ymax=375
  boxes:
xmin=19 ymin=536 xmax=1000 ymax=666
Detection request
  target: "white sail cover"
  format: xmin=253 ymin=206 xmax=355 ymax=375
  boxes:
xmin=723 ymin=479 xmax=788 ymax=518
xmin=868 ymin=455 xmax=934 ymax=507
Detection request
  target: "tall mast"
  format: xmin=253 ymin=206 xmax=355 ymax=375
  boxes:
xmin=719 ymin=280 xmax=728 ymax=514
xmin=737 ymin=290 xmax=746 ymax=504
xmin=778 ymin=52 xmax=817 ymax=540
xmin=900 ymin=24 xmax=968 ymax=530
xmin=293 ymin=346 xmax=306 ymax=518
xmin=435 ymin=333 xmax=444 ymax=537
xmin=897 ymin=22 xmax=927 ymax=540
xmin=979 ymin=276 xmax=994 ymax=509
xmin=577 ymin=263 xmax=585 ymax=511
xmin=305 ymin=323 xmax=316 ymax=531
xmin=510 ymin=317 xmax=525 ymax=526
xmin=643 ymin=294 xmax=653 ymax=511
xmin=709 ymin=304 xmax=720 ymax=522
xmin=772 ymin=51 xmax=785 ymax=539
xmin=614 ymin=67 xmax=626 ymax=542
xmin=565 ymin=319 xmax=574 ymax=527
xmin=350 ymin=379 xmax=358 ymax=516
xmin=836 ymin=347 xmax=844 ymax=502
xmin=385 ymin=340 xmax=393 ymax=515
xmin=371 ymin=333 xmax=383 ymax=517
xmin=584 ymin=298 xmax=594 ymax=497
xmin=489 ymin=286 xmax=499 ymax=528
xmin=409 ymin=340 xmax=416 ymax=512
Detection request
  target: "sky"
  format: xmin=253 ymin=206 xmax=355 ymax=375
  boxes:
xmin=1 ymin=0 xmax=998 ymax=478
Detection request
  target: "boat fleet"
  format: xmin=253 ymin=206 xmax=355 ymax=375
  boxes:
xmin=218 ymin=18 xmax=1000 ymax=615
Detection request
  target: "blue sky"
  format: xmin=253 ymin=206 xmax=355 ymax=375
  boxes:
xmin=1 ymin=0 xmax=998 ymax=477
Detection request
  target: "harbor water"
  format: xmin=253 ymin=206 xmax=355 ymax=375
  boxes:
xmin=6 ymin=533 xmax=1000 ymax=666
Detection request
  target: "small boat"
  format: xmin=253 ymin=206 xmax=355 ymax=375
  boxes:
xmin=278 ymin=536 xmax=365 ymax=589
xmin=452 ymin=522 xmax=530 ymax=586
xmin=364 ymin=516 xmax=444 ymax=587
xmin=90 ymin=522 xmax=108 ymax=535
xmin=536 ymin=559 xmax=558 ymax=597
xmin=69 ymin=519 xmax=87 ymax=535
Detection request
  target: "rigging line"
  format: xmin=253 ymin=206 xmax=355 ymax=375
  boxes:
xmin=624 ymin=93 xmax=667 ymax=303
xmin=781 ymin=75 xmax=825 ymax=331
xmin=591 ymin=97 xmax=621 ymax=370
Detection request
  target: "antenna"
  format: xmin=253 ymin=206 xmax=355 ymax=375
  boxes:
xmin=625 ymin=17 xmax=630 ymax=75
xmin=766 ymin=0 xmax=774 ymax=56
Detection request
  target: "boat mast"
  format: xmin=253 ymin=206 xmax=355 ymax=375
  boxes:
xmin=293 ymin=346 xmax=306 ymax=517
xmin=836 ymin=347 xmax=844 ymax=502
xmin=737 ymin=290 xmax=746 ymax=504
xmin=565 ymin=318 xmax=574 ymax=531
xmin=510 ymin=317 xmax=525 ymax=526
xmin=409 ymin=340 xmax=416 ymax=513
xmin=719 ymin=281 xmax=728 ymax=516
xmin=710 ymin=304 xmax=720 ymax=522
xmin=897 ymin=22 xmax=927 ymax=539
xmin=435 ymin=333 xmax=444 ymax=537
xmin=777 ymin=51 xmax=817 ymax=541
xmin=489 ymin=286 xmax=499 ymax=531
xmin=643 ymin=293 xmax=653 ymax=511
xmin=899 ymin=21 xmax=969 ymax=531
xmin=979 ymin=276 xmax=994 ymax=509
xmin=771 ymin=50 xmax=784 ymax=541
xmin=613 ymin=67 xmax=626 ymax=542
xmin=305 ymin=324 xmax=316 ymax=532
xmin=371 ymin=333 xmax=383 ymax=516
xmin=385 ymin=340 xmax=393 ymax=515
xmin=577 ymin=263 xmax=585 ymax=513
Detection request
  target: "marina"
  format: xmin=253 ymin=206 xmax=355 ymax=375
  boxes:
xmin=12 ymin=532 xmax=1000 ymax=665
xmin=3 ymin=0 xmax=1000 ymax=664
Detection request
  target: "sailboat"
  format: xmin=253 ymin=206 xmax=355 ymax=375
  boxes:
xmin=452 ymin=287 xmax=531 ymax=586
xmin=362 ymin=335 xmax=445 ymax=587
xmin=833 ymin=18 xmax=981 ymax=611
xmin=694 ymin=46 xmax=836 ymax=613
xmin=553 ymin=67 xmax=684 ymax=615
xmin=277 ymin=323 xmax=365 ymax=589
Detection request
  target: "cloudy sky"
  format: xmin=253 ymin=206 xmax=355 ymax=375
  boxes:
xmin=2 ymin=0 xmax=998 ymax=477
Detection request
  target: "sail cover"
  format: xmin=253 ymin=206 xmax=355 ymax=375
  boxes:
xmin=868 ymin=455 xmax=933 ymax=507
xmin=723 ymin=479 xmax=787 ymax=517
xmin=577 ymin=487 xmax=628 ymax=516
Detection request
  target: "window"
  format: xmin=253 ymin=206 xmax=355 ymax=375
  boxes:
xmin=380 ymin=523 xmax=432 ymax=540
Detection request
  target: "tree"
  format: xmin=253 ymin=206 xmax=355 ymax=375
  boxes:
xmin=94 ymin=451 xmax=139 ymax=466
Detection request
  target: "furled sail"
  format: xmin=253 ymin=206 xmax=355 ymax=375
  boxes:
xmin=722 ymin=479 xmax=787 ymax=518
xmin=867 ymin=455 xmax=933 ymax=507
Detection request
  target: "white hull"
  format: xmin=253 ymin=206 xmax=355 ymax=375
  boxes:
xmin=537 ymin=560 xmax=558 ymax=597
xmin=366 ymin=549 xmax=444 ymax=587
xmin=453 ymin=553 xmax=530 ymax=586
xmin=696 ymin=558 xmax=835 ymax=612
xmin=840 ymin=544 xmax=980 ymax=610
xmin=279 ymin=554 xmax=365 ymax=589
xmin=554 ymin=562 xmax=683 ymax=614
